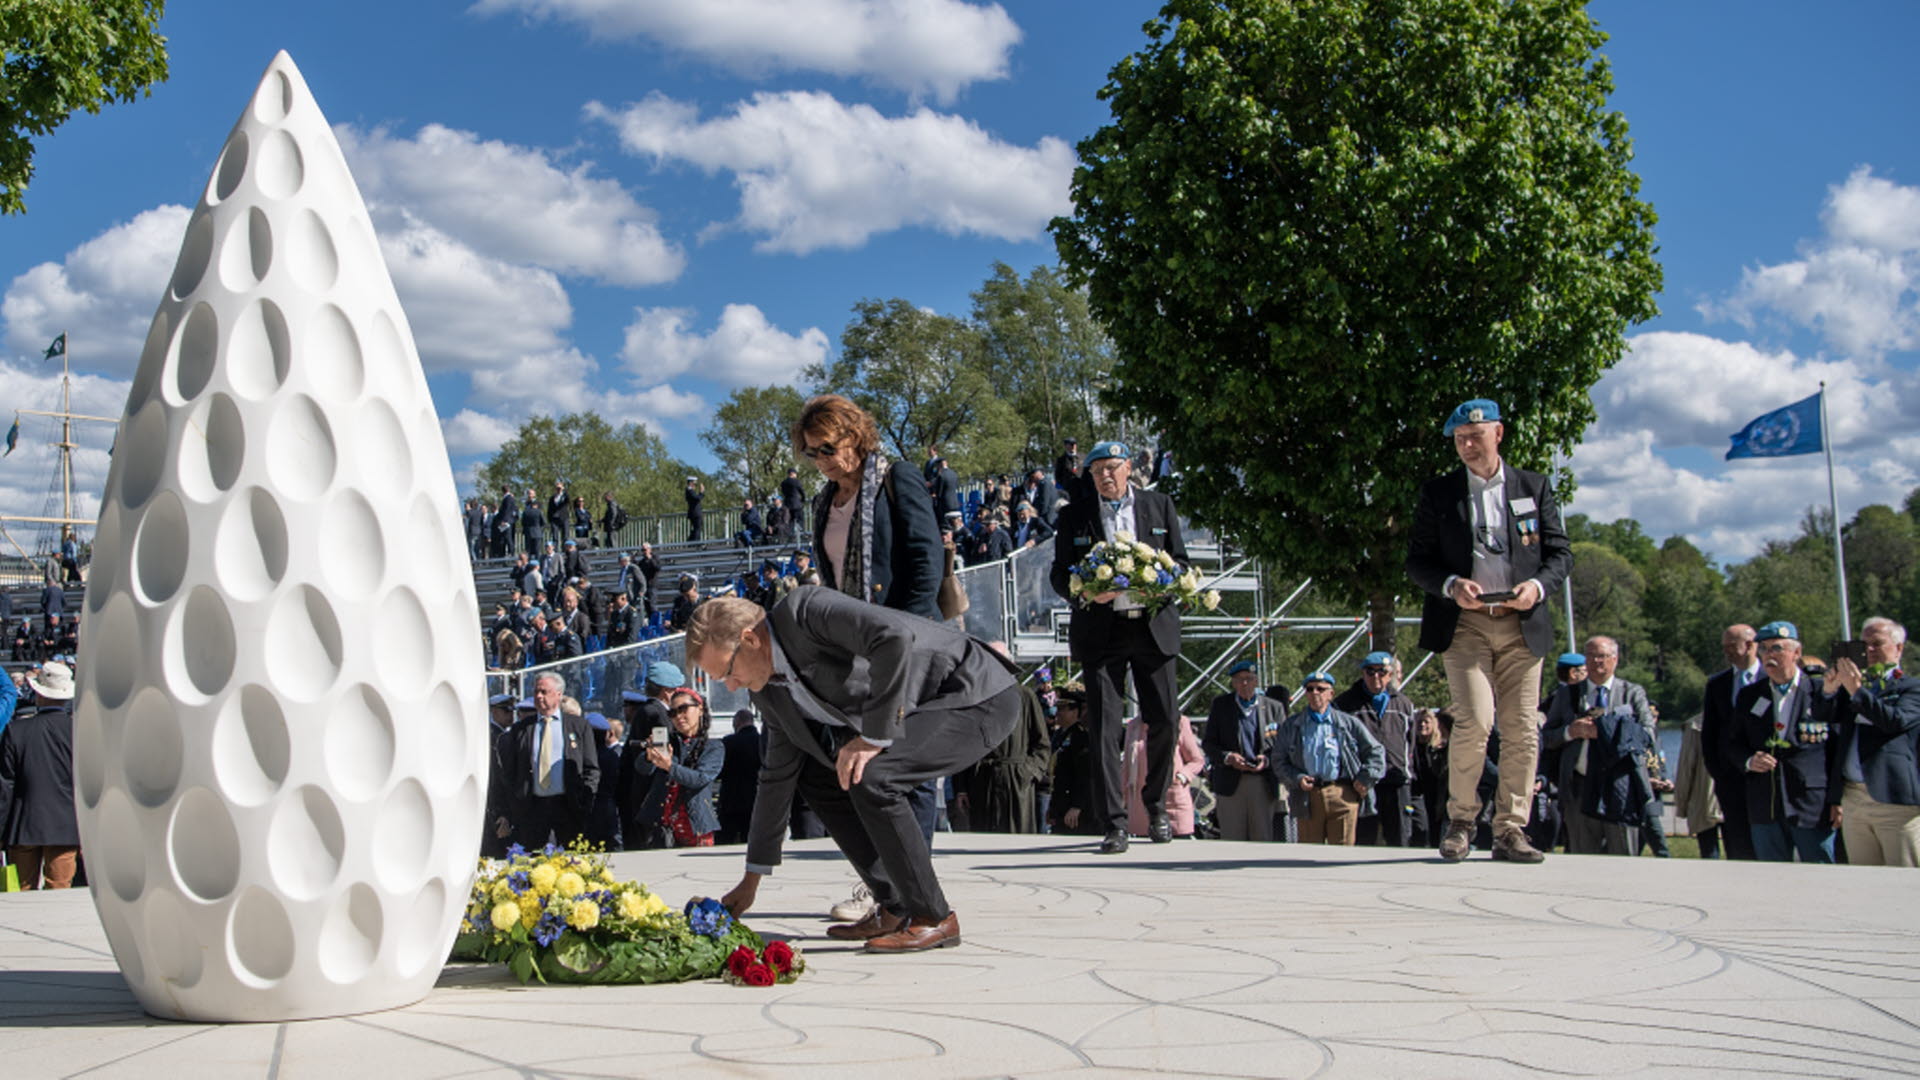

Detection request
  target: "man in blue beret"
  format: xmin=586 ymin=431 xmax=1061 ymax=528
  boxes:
xmin=1406 ymin=398 xmax=1572 ymax=864
xmin=1050 ymin=439 xmax=1191 ymax=854
xmin=1203 ymin=660 xmax=1286 ymax=841
xmin=1275 ymin=671 xmax=1386 ymax=844
xmin=1728 ymin=621 xmax=1840 ymax=863
xmin=617 ymin=661 xmax=685 ymax=846
xmin=1335 ymin=651 xmax=1423 ymax=846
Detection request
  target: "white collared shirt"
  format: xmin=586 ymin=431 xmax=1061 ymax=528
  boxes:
xmin=1467 ymin=461 xmax=1511 ymax=592
xmin=1098 ymin=486 xmax=1142 ymax=612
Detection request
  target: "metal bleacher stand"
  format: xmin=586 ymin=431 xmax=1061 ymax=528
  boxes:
xmin=471 ymin=500 xmax=1430 ymax=719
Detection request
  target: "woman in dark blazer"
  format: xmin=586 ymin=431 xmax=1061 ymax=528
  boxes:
xmin=794 ymin=394 xmax=942 ymax=620
xmin=630 ymin=688 xmax=724 ymax=848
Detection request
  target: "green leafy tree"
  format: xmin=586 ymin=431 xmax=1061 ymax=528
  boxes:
xmin=3 ymin=0 xmax=169 ymax=215
xmin=475 ymin=412 xmax=700 ymax=518
xmin=806 ymin=298 xmax=1024 ymax=477
xmin=1566 ymin=514 xmax=1660 ymax=571
xmin=971 ymin=262 xmax=1113 ymax=467
xmin=699 ymin=385 xmax=806 ymax=504
xmin=1051 ymin=0 xmax=1662 ymax=650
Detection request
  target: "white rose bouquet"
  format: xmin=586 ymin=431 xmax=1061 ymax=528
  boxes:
xmin=1067 ymin=530 xmax=1221 ymax=613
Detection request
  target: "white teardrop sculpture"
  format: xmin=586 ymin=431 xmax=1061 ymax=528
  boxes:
xmin=75 ymin=51 xmax=487 ymax=1022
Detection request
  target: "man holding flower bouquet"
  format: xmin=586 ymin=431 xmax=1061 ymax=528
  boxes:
xmin=1728 ymin=621 xmax=1840 ymax=863
xmin=1050 ymin=440 xmax=1197 ymax=855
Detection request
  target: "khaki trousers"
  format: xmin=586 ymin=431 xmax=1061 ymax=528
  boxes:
xmin=5 ymin=845 xmax=79 ymax=890
xmin=1297 ymin=781 xmax=1362 ymax=844
xmin=1841 ymin=782 xmax=1920 ymax=868
xmin=1441 ymin=609 xmax=1542 ymax=838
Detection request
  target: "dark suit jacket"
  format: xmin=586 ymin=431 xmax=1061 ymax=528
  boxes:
xmin=631 ymin=736 xmax=725 ymax=837
xmin=1202 ymin=693 xmax=1284 ymax=799
xmin=0 ymin=704 xmax=78 ymax=846
xmin=1830 ymin=672 xmax=1920 ymax=807
xmin=1405 ymin=463 xmax=1571 ymax=658
xmin=496 ymin=712 xmax=600 ymax=820
xmin=744 ymin=586 xmax=1018 ymax=869
xmin=1701 ymin=665 xmax=1760 ymax=789
xmin=810 ymin=460 xmax=943 ymax=619
xmin=1730 ymin=676 xmax=1839 ymax=828
xmin=718 ymin=727 xmax=765 ymax=822
xmin=1049 ymin=485 xmax=1189 ymax=659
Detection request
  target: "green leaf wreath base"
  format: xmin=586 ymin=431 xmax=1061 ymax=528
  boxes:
xmin=451 ymin=922 xmax=765 ymax=985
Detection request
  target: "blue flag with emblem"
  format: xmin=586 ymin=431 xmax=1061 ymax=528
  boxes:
xmin=4 ymin=416 xmax=16 ymax=457
xmin=1725 ymin=393 xmax=1822 ymax=460
xmin=43 ymin=333 xmax=65 ymax=361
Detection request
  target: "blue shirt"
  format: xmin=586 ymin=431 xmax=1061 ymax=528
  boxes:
xmin=1236 ymin=696 xmax=1260 ymax=758
xmin=1303 ymin=711 xmax=1341 ymax=781
xmin=0 ymin=675 xmax=17 ymax=739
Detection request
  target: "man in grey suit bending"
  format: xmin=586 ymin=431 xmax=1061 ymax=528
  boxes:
xmin=691 ymin=588 xmax=1020 ymax=953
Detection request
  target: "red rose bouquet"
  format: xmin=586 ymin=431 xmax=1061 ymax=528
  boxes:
xmin=722 ymin=940 xmax=806 ymax=987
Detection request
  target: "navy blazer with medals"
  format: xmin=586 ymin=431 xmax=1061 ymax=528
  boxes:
xmin=1049 ymin=481 xmax=1189 ymax=659
xmin=1729 ymin=675 xmax=1839 ymax=829
xmin=1406 ymin=463 xmax=1572 ymax=659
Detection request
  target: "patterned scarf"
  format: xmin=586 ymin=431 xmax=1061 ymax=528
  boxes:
xmin=830 ymin=450 xmax=890 ymax=604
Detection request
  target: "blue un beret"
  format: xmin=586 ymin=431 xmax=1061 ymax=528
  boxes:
xmin=1443 ymin=399 xmax=1502 ymax=436
xmin=1228 ymin=660 xmax=1257 ymax=677
xmin=1083 ymin=441 xmax=1130 ymax=468
xmin=646 ymin=660 xmax=686 ymax=689
xmin=1362 ymin=651 xmax=1393 ymax=669
xmin=1556 ymin=653 xmax=1587 ymax=668
xmin=586 ymin=712 xmax=610 ymax=732
xmin=1756 ymin=621 xmax=1799 ymax=643
xmin=1303 ymin=671 xmax=1336 ymax=687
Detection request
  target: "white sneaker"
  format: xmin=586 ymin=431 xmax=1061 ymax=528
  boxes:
xmin=829 ymin=881 xmax=874 ymax=922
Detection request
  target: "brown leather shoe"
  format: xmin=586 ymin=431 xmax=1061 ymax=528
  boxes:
xmin=864 ymin=912 xmax=961 ymax=954
xmin=1437 ymin=820 xmax=1474 ymax=862
xmin=1491 ymin=830 xmax=1546 ymax=864
xmin=826 ymin=907 xmax=905 ymax=941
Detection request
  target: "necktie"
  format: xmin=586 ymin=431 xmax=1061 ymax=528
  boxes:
xmin=1595 ymin=685 xmax=1609 ymax=710
xmin=536 ymin=716 xmax=555 ymax=789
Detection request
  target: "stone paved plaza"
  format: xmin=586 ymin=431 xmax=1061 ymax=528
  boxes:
xmin=3 ymin=835 xmax=1918 ymax=1078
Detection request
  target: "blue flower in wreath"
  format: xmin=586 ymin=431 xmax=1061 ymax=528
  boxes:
xmin=1156 ymin=569 xmax=1174 ymax=586
xmin=685 ymin=897 xmax=733 ymax=938
xmin=533 ymin=910 xmax=566 ymax=947
xmin=505 ymin=843 xmax=527 ymax=858
xmin=1113 ymin=574 xmax=1130 ymax=589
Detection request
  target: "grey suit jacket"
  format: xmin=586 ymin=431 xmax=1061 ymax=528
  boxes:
xmin=745 ymin=586 xmax=1017 ymax=870
xmin=1542 ymin=677 xmax=1653 ymax=790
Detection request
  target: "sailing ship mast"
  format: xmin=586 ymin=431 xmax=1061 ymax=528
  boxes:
xmin=0 ymin=333 xmax=119 ymax=577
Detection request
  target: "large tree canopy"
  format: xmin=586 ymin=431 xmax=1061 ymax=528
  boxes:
xmin=475 ymin=412 xmax=701 ymax=517
xmin=1051 ymin=0 xmax=1662 ymax=648
xmin=807 ymin=297 xmax=1024 ymax=478
xmin=2 ymin=0 xmax=169 ymax=215
xmin=699 ymin=384 xmax=805 ymax=504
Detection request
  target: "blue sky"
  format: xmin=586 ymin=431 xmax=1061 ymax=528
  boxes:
xmin=2 ymin=0 xmax=1916 ymax=565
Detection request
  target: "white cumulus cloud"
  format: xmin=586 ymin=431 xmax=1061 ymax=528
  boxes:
xmin=1702 ymin=166 xmax=1920 ymax=359
xmin=471 ymin=0 xmax=1020 ymax=102
xmin=339 ymin=123 xmax=683 ymax=287
xmin=587 ymin=90 xmax=1074 ymax=253
xmin=442 ymin=408 xmax=521 ymax=456
xmin=620 ymin=304 xmax=828 ymax=387
xmin=1 ymin=205 xmax=191 ymax=374
xmin=378 ymin=218 xmax=574 ymax=371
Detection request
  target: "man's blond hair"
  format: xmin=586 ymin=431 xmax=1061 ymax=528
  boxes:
xmin=687 ymin=596 xmax=767 ymax=656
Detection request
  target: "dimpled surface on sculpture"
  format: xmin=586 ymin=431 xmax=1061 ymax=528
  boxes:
xmin=74 ymin=51 xmax=486 ymax=1022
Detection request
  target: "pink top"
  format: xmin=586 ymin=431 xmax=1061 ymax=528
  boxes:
xmin=822 ymin=494 xmax=855 ymax=585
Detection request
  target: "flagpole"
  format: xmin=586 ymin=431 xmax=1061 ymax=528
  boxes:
xmin=1820 ymin=381 xmax=1851 ymax=638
